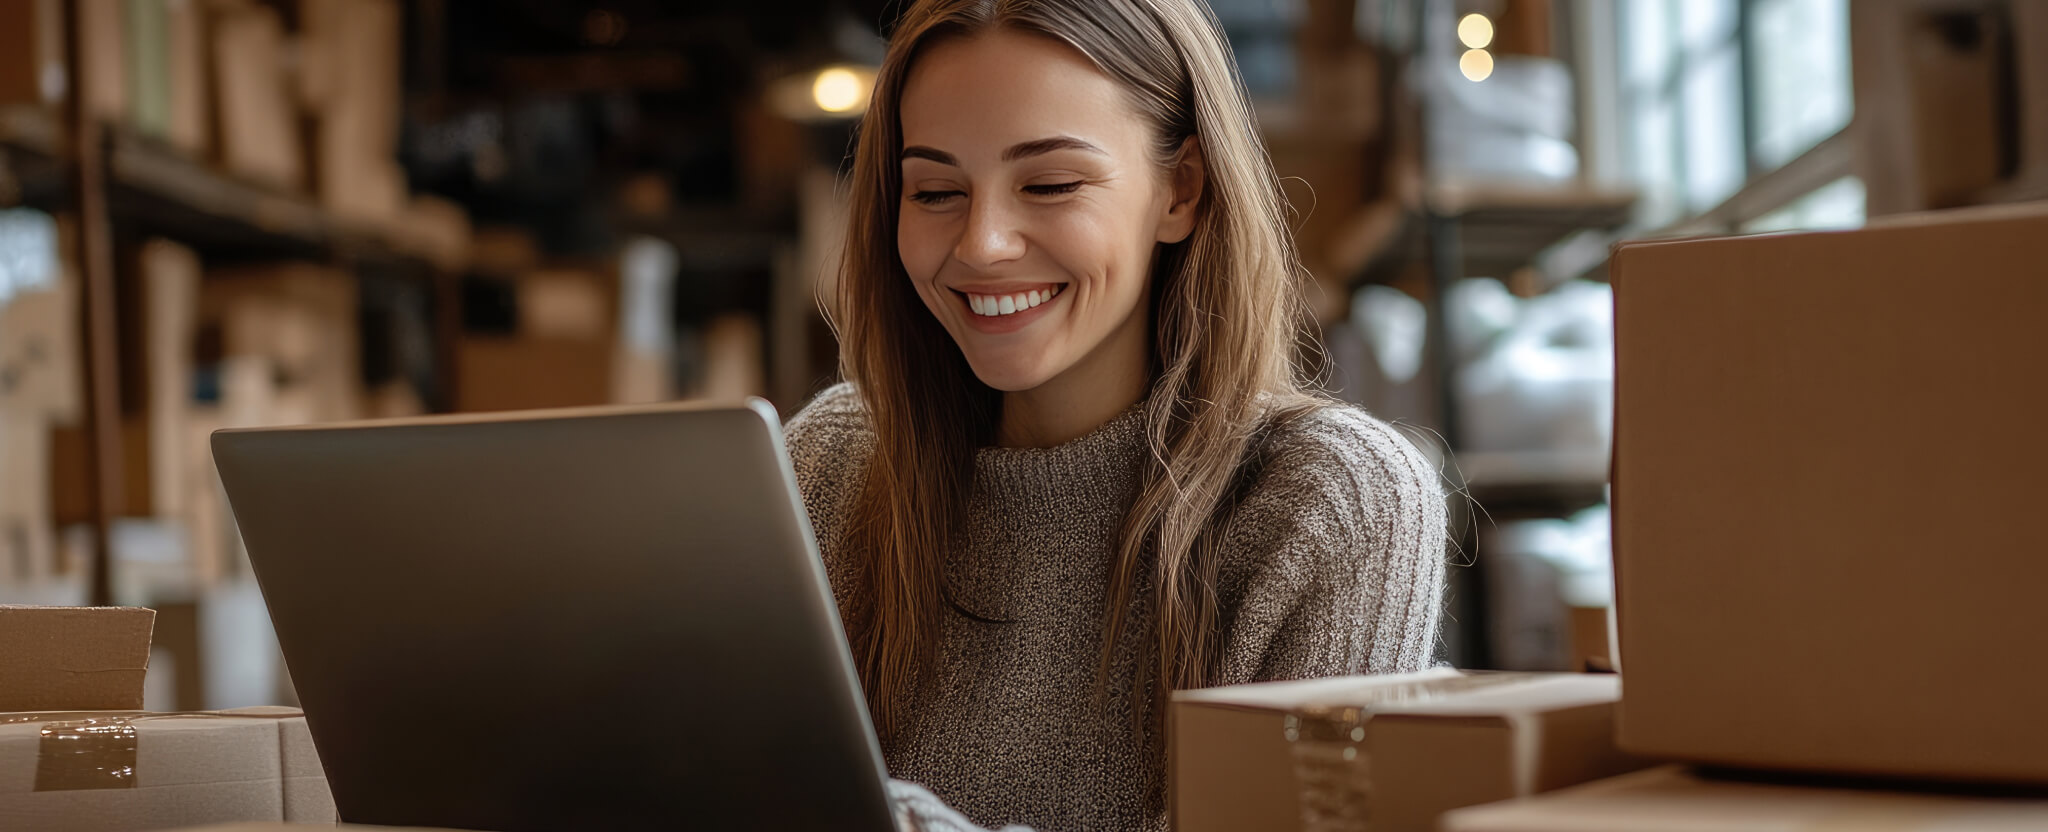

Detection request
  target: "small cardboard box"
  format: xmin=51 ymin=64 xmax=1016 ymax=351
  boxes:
xmin=1171 ymin=670 xmax=1645 ymax=832
xmin=1611 ymin=205 xmax=2048 ymax=784
xmin=0 ymin=606 xmax=154 ymax=712
xmin=1442 ymin=766 xmax=2048 ymax=831
xmin=0 ymin=606 xmax=337 ymax=829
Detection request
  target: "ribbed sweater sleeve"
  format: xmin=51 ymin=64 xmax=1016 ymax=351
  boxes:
xmin=1217 ymin=407 xmax=1448 ymax=684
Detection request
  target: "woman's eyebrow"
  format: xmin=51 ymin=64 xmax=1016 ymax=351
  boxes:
xmin=1002 ymin=136 xmax=1105 ymax=161
xmin=902 ymin=145 xmax=957 ymax=165
xmin=899 ymin=136 xmax=1106 ymax=166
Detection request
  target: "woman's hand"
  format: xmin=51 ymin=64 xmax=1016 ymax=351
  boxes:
xmin=887 ymin=779 xmax=1035 ymax=832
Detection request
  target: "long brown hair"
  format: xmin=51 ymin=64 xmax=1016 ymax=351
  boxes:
xmin=830 ymin=0 xmax=1323 ymax=741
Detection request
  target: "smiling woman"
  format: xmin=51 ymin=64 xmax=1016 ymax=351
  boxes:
xmin=782 ymin=1 xmax=1449 ymax=831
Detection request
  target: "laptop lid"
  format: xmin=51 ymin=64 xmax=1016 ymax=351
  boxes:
xmin=212 ymin=400 xmax=895 ymax=832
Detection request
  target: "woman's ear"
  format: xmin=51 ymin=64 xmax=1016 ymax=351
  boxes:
xmin=1156 ymin=136 xmax=1205 ymax=244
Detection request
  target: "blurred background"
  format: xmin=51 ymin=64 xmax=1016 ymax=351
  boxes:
xmin=0 ymin=0 xmax=2041 ymax=709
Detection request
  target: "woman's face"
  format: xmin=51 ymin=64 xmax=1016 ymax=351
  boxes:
xmin=897 ymin=30 xmax=1200 ymax=393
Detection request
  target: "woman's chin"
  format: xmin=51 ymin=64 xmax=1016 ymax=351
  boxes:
xmin=963 ymin=354 xmax=1057 ymax=393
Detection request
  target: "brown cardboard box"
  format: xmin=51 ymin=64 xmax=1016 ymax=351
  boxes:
xmin=50 ymin=417 xmax=153 ymax=523
xmin=455 ymin=337 xmax=614 ymax=413
xmin=0 ymin=606 xmax=154 ymax=711
xmin=164 ymin=0 xmax=212 ymax=156
xmin=307 ymin=0 xmax=403 ymax=224
xmin=519 ymin=269 xmax=613 ymax=341
xmin=82 ymin=0 xmax=130 ymax=121
xmin=211 ymin=4 xmax=303 ymax=191
xmin=1441 ymin=766 xmax=2048 ymax=831
xmin=1611 ymin=204 xmax=2048 ymax=784
xmin=0 ymin=607 xmax=338 ymax=828
xmin=0 ymin=0 xmax=54 ymax=106
xmin=397 ymin=196 xmax=473 ymax=273
xmin=1171 ymin=671 xmax=1644 ymax=832
xmin=137 ymin=240 xmax=198 ymax=518
xmin=2020 ymin=2 xmax=2048 ymax=181
xmin=0 ymin=708 xmax=337 ymax=829
xmin=1906 ymin=6 xmax=2011 ymax=208
xmin=202 ymin=264 xmax=361 ymax=424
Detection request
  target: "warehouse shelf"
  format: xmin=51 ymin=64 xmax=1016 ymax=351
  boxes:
xmin=0 ymin=105 xmax=442 ymax=271
xmin=1455 ymin=449 xmax=1609 ymax=515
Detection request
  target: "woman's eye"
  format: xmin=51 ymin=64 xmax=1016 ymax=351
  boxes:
xmin=909 ymin=189 xmax=964 ymax=205
xmin=1023 ymin=181 xmax=1084 ymax=196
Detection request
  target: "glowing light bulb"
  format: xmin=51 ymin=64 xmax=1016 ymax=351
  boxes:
xmin=1459 ymin=49 xmax=1495 ymax=82
xmin=1458 ymin=13 xmax=1494 ymax=49
xmin=812 ymin=68 xmax=864 ymax=113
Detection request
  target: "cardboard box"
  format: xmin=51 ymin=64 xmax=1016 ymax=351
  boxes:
xmin=2019 ymin=2 xmax=2048 ymax=181
xmin=307 ymin=0 xmax=402 ymax=224
xmin=1906 ymin=6 xmax=2012 ymax=208
xmin=202 ymin=264 xmax=361 ymax=424
xmin=0 ymin=0 xmax=55 ymax=106
xmin=1441 ymin=766 xmax=2048 ymax=831
xmin=82 ymin=0 xmax=131 ymax=121
xmin=0 ymin=606 xmax=337 ymax=829
xmin=519 ymin=269 xmax=613 ymax=341
xmin=397 ymin=196 xmax=472 ymax=273
xmin=210 ymin=4 xmax=303 ymax=191
xmin=1611 ymin=205 xmax=2048 ymax=784
xmin=163 ymin=0 xmax=211 ymax=156
xmin=1171 ymin=670 xmax=1646 ymax=832
xmin=0 ymin=708 xmax=337 ymax=829
xmin=0 ymin=606 xmax=154 ymax=712
xmin=137 ymin=240 xmax=198 ymax=518
xmin=455 ymin=337 xmax=614 ymax=413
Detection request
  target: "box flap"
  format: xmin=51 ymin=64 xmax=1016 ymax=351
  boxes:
xmin=1372 ymin=674 xmax=1619 ymax=720
xmin=0 ymin=606 xmax=155 ymax=711
xmin=1171 ymin=668 xmax=1469 ymax=711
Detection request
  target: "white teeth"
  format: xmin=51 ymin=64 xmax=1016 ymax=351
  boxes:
xmin=964 ymin=286 xmax=1062 ymax=317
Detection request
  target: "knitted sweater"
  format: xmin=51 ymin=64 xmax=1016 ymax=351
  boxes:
xmin=784 ymin=382 xmax=1448 ymax=832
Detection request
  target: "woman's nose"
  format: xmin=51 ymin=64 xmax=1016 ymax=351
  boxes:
xmin=953 ymin=197 xmax=1026 ymax=269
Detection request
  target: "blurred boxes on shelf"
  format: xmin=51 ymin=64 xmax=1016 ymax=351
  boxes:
xmin=1441 ymin=766 xmax=2048 ymax=831
xmin=1171 ymin=670 xmax=1645 ymax=832
xmin=1611 ymin=204 xmax=2048 ymax=783
xmin=1 ymin=213 xmax=83 ymax=590
xmin=210 ymin=3 xmax=303 ymax=192
xmin=202 ymin=263 xmax=362 ymax=425
xmin=519 ymin=269 xmax=613 ymax=341
xmin=1903 ymin=5 xmax=2012 ymax=208
xmin=0 ymin=0 xmax=62 ymax=108
xmin=396 ymin=196 xmax=474 ymax=274
xmin=456 ymin=337 xmax=613 ymax=413
xmin=0 ymin=605 xmax=336 ymax=829
xmin=302 ymin=0 xmax=405 ymax=225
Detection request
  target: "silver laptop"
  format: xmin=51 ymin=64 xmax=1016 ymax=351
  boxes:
xmin=211 ymin=400 xmax=896 ymax=832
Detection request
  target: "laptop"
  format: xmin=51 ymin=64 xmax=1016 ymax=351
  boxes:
xmin=211 ymin=400 xmax=897 ymax=832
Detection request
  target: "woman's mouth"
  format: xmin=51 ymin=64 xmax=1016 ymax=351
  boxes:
xmin=960 ymin=284 xmax=1064 ymax=317
xmin=951 ymin=284 xmax=1065 ymax=334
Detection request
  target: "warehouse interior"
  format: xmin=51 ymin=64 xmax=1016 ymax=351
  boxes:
xmin=2 ymin=0 xmax=2045 ymax=829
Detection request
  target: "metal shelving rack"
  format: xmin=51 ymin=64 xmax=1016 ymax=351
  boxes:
xmin=1 ymin=38 xmax=456 ymax=606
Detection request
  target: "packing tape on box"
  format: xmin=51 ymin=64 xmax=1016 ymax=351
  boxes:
xmin=3 ymin=709 xmax=305 ymax=792
xmin=1285 ymin=673 xmax=1542 ymax=828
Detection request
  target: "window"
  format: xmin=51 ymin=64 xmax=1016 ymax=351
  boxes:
xmin=1742 ymin=176 xmax=1866 ymax=232
xmin=1617 ymin=0 xmax=1853 ymax=228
